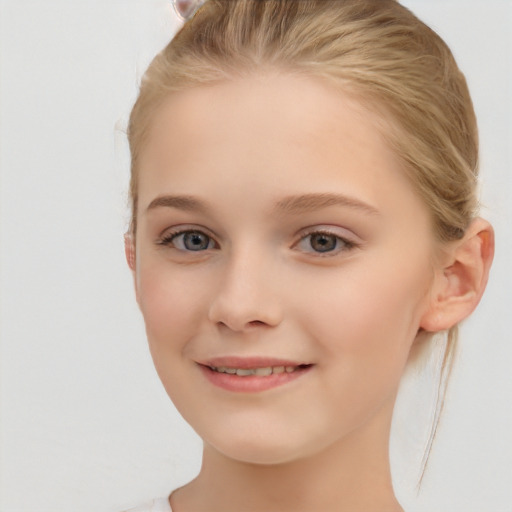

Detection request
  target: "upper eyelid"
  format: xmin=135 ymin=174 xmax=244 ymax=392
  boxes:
xmin=296 ymin=225 xmax=359 ymax=242
xmin=158 ymin=224 xmax=219 ymax=241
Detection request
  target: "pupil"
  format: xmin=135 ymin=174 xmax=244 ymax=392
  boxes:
xmin=184 ymin=232 xmax=209 ymax=251
xmin=311 ymin=233 xmax=336 ymax=252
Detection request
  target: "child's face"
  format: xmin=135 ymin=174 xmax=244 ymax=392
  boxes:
xmin=131 ymin=73 xmax=439 ymax=464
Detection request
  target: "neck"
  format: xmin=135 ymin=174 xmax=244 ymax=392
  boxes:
xmin=171 ymin=400 xmax=403 ymax=512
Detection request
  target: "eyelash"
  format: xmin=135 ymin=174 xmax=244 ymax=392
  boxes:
xmin=294 ymin=229 xmax=358 ymax=256
xmin=157 ymin=229 xmax=217 ymax=252
xmin=156 ymin=228 xmax=358 ymax=256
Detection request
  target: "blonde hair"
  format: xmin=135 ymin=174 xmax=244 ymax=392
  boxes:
xmin=128 ymin=0 xmax=479 ymax=480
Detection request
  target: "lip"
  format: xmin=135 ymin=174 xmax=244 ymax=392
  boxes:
xmin=201 ymin=356 xmax=310 ymax=369
xmin=197 ymin=356 xmax=313 ymax=393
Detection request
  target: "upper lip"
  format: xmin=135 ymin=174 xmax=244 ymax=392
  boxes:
xmin=198 ymin=356 xmax=312 ymax=369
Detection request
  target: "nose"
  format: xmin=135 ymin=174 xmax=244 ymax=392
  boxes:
xmin=207 ymin=248 xmax=283 ymax=332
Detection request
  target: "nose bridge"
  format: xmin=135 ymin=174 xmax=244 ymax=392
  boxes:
xmin=208 ymin=242 xmax=282 ymax=331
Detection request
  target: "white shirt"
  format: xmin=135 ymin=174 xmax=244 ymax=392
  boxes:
xmin=123 ymin=497 xmax=172 ymax=512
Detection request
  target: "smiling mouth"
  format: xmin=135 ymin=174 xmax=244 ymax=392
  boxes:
xmin=208 ymin=364 xmax=312 ymax=377
xmin=199 ymin=358 xmax=314 ymax=392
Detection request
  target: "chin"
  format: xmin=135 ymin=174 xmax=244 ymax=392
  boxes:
xmin=215 ymin=441 xmax=303 ymax=466
xmin=204 ymin=424 xmax=330 ymax=466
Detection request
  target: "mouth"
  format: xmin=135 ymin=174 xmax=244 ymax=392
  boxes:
xmin=207 ymin=364 xmax=311 ymax=376
xmin=198 ymin=358 xmax=313 ymax=392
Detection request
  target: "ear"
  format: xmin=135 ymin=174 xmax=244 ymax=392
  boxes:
xmin=420 ymin=218 xmax=494 ymax=332
xmin=124 ymin=233 xmax=141 ymax=306
xmin=124 ymin=233 xmax=136 ymax=272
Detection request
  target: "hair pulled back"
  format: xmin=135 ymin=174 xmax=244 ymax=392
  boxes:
xmin=129 ymin=0 xmax=478 ymax=238
xmin=128 ymin=0 xmax=480 ymax=476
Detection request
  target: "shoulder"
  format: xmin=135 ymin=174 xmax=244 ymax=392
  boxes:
xmin=122 ymin=497 xmax=172 ymax=512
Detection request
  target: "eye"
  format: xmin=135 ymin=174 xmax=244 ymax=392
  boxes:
xmin=295 ymin=230 xmax=356 ymax=255
xmin=159 ymin=229 xmax=216 ymax=252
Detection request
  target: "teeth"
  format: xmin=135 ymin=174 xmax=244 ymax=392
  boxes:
xmin=236 ymin=368 xmax=254 ymax=376
xmin=210 ymin=365 xmax=303 ymax=376
xmin=254 ymin=367 xmax=273 ymax=376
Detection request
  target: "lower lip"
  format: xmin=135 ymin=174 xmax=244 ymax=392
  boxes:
xmin=199 ymin=365 xmax=312 ymax=393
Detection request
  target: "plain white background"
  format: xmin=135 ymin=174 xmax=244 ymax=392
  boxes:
xmin=0 ymin=1 xmax=510 ymax=510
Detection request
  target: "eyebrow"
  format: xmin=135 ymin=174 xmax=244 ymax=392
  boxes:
xmin=145 ymin=192 xmax=380 ymax=217
xmin=145 ymin=195 xmax=211 ymax=215
xmin=273 ymin=193 xmax=380 ymax=216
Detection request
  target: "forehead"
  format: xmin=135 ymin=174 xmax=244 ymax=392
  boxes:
xmin=145 ymin=72 xmax=391 ymax=160
xmin=137 ymin=72 xmax=428 ymax=224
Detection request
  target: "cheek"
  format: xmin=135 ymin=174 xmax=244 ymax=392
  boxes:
xmin=301 ymin=253 xmax=432 ymax=373
xmin=135 ymin=261 xmax=215 ymax=409
xmin=292 ymin=257 xmax=433 ymax=432
xmin=136 ymin=261 xmax=207 ymax=353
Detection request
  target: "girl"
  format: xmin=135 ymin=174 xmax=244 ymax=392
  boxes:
xmin=123 ymin=0 xmax=494 ymax=510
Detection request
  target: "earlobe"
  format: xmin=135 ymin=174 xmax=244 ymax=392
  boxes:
xmin=420 ymin=218 xmax=494 ymax=332
xmin=124 ymin=233 xmax=136 ymax=272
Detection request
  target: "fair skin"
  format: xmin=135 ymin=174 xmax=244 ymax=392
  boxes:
xmin=126 ymin=72 xmax=493 ymax=512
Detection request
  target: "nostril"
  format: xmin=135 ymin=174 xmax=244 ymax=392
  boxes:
xmin=208 ymin=292 xmax=283 ymax=331
xmin=215 ymin=319 xmax=273 ymax=332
